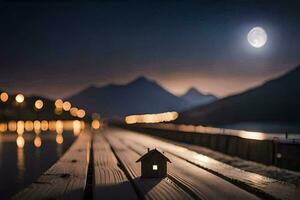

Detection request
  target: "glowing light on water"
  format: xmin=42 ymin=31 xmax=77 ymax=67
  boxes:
xmin=25 ymin=121 xmax=34 ymax=132
xmin=17 ymin=145 xmax=25 ymax=182
xmin=41 ymin=120 xmax=49 ymax=131
xmin=0 ymin=92 xmax=9 ymax=102
xmin=73 ymin=120 xmax=81 ymax=135
xmin=49 ymin=121 xmax=56 ymax=131
xmin=34 ymin=136 xmax=42 ymax=148
xmin=17 ymin=120 xmax=25 ymax=135
xmin=56 ymin=120 xmax=64 ymax=134
xmin=16 ymin=136 xmax=25 ymax=148
xmin=35 ymin=99 xmax=44 ymax=110
xmin=15 ymin=94 xmax=24 ymax=103
xmin=0 ymin=123 xmax=7 ymax=132
xmin=34 ymin=120 xmax=41 ymax=134
xmin=91 ymin=119 xmax=101 ymax=129
xmin=8 ymin=121 xmax=17 ymax=131
xmin=1 ymin=120 xmax=86 ymax=137
xmin=125 ymin=111 xmax=178 ymax=124
xmin=56 ymin=134 xmax=64 ymax=144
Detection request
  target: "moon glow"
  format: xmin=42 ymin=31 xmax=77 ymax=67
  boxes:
xmin=247 ymin=27 xmax=267 ymax=48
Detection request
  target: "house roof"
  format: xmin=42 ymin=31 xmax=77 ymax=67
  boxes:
xmin=136 ymin=148 xmax=171 ymax=163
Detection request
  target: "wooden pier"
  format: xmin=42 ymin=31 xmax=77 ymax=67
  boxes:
xmin=13 ymin=128 xmax=300 ymax=200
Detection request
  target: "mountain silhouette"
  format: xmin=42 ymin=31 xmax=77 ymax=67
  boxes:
xmin=177 ymin=65 xmax=300 ymax=126
xmin=68 ymin=76 xmax=188 ymax=118
xmin=180 ymin=87 xmax=217 ymax=107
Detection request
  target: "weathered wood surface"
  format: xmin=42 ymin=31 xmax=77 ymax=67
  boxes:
xmin=12 ymin=132 xmax=91 ymax=200
xmin=107 ymin=129 xmax=259 ymax=200
xmin=93 ymin=130 xmax=138 ymax=199
xmin=111 ymin=128 xmax=300 ymax=200
xmin=105 ymin=132 xmax=194 ymax=200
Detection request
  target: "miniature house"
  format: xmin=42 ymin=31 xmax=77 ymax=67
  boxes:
xmin=136 ymin=148 xmax=171 ymax=178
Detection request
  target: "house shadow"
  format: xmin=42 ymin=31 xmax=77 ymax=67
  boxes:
xmin=93 ymin=180 xmax=139 ymax=199
xmin=43 ymin=177 xmax=165 ymax=200
xmin=134 ymin=177 xmax=164 ymax=196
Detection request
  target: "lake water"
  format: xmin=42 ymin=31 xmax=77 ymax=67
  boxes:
xmin=0 ymin=131 xmax=77 ymax=199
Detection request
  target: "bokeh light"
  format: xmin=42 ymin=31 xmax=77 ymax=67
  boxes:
xmin=0 ymin=123 xmax=8 ymax=132
xmin=77 ymin=109 xmax=86 ymax=118
xmin=25 ymin=121 xmax=34 ymax=132
xmin=16 ymin=136 xmax=25 ymax=148
xmin=70 ymin=107 xmax=78 ymax=117
xmin=35 ymin=99 xmax=44 ymax=110
xmin=41 ymin=120 xmax=49 ymax=131
xmin=34 ymin=136 xmax=42 ymax=148
xmin=8 ymin=121 xmax=17 ymax=131
xmin=125 ymin=111 xmax=178 ymax=124
xmin=55 ymin=99 xmax=63 ymax=108
xmin=15 ymin=94 xmax=25 ymax=103
xmin=0 ymin=92 xmax=9 ymax=102
xmin=56 ymin=134 xmax=64 ymax=144
xmin=73 ymin=120 xmax=81 ymax=135
xmin=34 ymin=120 xmax=41 ymax=134
xmin=17 ymin=120 xmax=25 ymax=135
xmin=91 ymin=119 xmax=101 ymax=129
xmin=56 ymin=120 xmax=64 ymax=134
xmin=62 ymin=101 xmax=71 ymax=111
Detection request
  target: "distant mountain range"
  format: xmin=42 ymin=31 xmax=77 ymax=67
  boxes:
xmin=68 ymin=76 xmax=216 ymax=118
xmin=180 ymin=87 xmax=217 ymax=107
xmin=176 ymin=65 xmax=300 ymax=126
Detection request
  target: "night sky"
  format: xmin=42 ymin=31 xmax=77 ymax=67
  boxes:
xmin=1 ymin=0 xmax=300 ymax=99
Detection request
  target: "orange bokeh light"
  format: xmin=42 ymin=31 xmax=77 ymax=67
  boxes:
xmin=0 ymin=92 xmax=9 ymax=102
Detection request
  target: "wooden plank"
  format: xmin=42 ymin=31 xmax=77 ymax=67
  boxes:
xmin=105 ymin=132 xmax=193 ymax=200
xmin=115 ymin=133 xmax=259 ymax=200
xmin=112 ymin=128 xmax=300 ymax=200
xmin=93 ymin=130 xmax=138 ymax=199
xmin=12 ymin=131 xmax=91 ymax=200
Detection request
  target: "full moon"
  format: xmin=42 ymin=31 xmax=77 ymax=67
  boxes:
xmin=247 ymin=27 xmax=267 ymax=48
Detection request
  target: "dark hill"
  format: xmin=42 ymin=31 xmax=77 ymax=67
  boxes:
xmin=68 ymin=77 xmax=188 ymax=118
xmin=177 ymin=65 xmax=300 ymax=126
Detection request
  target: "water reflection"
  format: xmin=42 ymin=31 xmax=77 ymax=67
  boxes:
xmin=1 ymin=120 xmax=86 ymax=135
xmin=17 ymin=121 xmax=24 ymax=135
xmin=56 ymin=120 xmax=64 ymax=134
xmin=56 ymin=135 xmax=64 ymax=157
xmin=34 ymin=120 xmax=41 ymax=134
xmin=73 ymin=120 xmax=81 ymax=136
xmin=91 ymin=119 xmax=101 ymax=130
xmin=49 ymin=121 xmax=56 ymax=131
xmin=41 ymin=120 xmax=48 ymax=131
xmin=7 ymin=120 xmax=86 ymax=148
xmin=16 ymin=136 xmax=25 ymax=148
xmin=25 ymin=121 xmax=33 ymax=132
xmin=56 ymin=134 xmax=64 ymax=144
xmin=16 ymin=147 xmax=25 ymax=183
xmin=34 ymin=136 xmax=42 ymax=148
xmin=0 ymin=122 xmax=81 ymax=199
xmin=8 ymin=121 xmax=17 ymax=132
xmin=0 ymin=123 xmax=7 ymax=132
